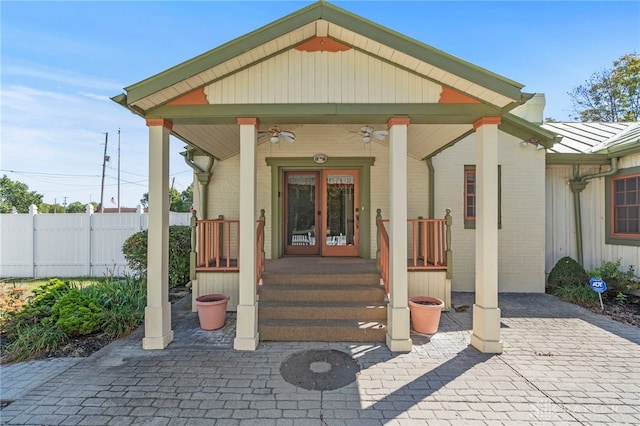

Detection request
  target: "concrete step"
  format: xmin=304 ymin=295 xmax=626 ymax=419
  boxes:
xmin=259 ymin=301 xmax=387 ymax=321
xmin=261 ymin=272 xmax=381 ymax=286
xmin=259 ymin=319 xmax=387 ymax=342
xmin=259 ymin=285 xmax=386 ymax=303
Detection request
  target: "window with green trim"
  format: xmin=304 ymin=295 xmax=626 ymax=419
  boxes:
xmin=612 ymin=173 xmax=640 ymax=237
xmin=464 ymin=165 xmax=501 ymax=229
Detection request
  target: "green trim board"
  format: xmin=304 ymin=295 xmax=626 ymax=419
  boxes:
xmin=266 ymin=156 xmax=374 ymax=258
xmin=546 ymin=153 xmax=611 ymax=166
xmin=147 ymin=103 xmax=504 ymax=125
xmin=118 ymin=1 xmax=526 ymax=108
xmin=499 ymin=113 xmax=560 ymax=149
xmin=605 ymin=165 xmax=640 ymax=247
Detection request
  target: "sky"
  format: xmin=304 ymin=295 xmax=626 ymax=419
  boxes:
xmin=1 ymin=1 xmax=639 ymax=209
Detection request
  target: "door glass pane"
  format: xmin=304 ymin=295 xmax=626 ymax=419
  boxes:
xmin=287 ymin=174 xmax=317 ymax=246
xmin=325 ymin=174 xmax=355 ymax=246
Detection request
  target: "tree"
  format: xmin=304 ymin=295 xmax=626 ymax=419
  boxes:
xmin=0 ymin=175 xmax=44 ymax=213
xmin=568 ymin=53 xmax=640 ymax=122
xmin=66 ymin=201 xmax=87 ymax=213
xmin=140 ymin=184 xmax=193 ymax=212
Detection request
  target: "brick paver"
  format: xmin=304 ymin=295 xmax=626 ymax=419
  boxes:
xmin=1 ymin=293 xmax=639 ymax=425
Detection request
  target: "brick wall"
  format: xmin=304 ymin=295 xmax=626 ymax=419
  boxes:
xmin=433 ymin=132 xmax=546 ymax=292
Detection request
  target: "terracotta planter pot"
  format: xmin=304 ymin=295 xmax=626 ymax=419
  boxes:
xmin=408 ymin=296 xmax=444 ymax=334
xmin=195 ymin=294 xmax=230 ymax=330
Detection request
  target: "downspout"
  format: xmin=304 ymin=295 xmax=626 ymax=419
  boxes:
xmin=181 ymin=148 xmax=214 ymax=220
xmin=568 ymin=157 xmax=618 ymax=266
xmin=426 ymin=157 xmax=435 ymax=219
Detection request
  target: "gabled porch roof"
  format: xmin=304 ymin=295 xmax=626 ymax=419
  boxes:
xmin=112 ymin=0 xmax=555 ymax=160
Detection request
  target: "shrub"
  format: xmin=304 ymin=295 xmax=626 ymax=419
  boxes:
xmin=552 ymin=283 xmax=600 ymax=308
xmin=587 ymin=259 xmax=640 ymax=296
xmin=122 ymin=226 xmax=191 ymax=287
xmin=0 ymin=285 xmax=29 ymax=331
xmin=48 ymin=289 xmax=103 ymax=337
xmin=82 ymin=275 xmax=146 ymax=311
xmin=101 ymin=305 xmax=144 ymax=338
xmin=4 ymin=278 xmax=72 ymax=340
xmin=2 ymin=323 xmax=69 ymax=363
xmin=547 ymin=256 xmax=589 ymax=291
xmin=81 ymin=276 xmax=146 ymax=338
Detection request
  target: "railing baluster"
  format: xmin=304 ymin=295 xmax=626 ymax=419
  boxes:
xmin=195 ymin=218 xmax=240 ymax=272
xmin=406 ymin=216 xmax=448 ymax=272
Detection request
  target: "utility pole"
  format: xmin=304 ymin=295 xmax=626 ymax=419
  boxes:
xmin=63 ymin=196 xmax=68 ymax=213
xmin=117 ymin=128 xmax=121 ymax=213
xmin=170 ymin=177 xmax=175 ymax=212
xmin=99 ymin=132 xmax=109 ymax=213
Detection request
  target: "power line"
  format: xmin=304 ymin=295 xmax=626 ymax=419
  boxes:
xmin=0 ymin=169 xmax=101 ymax=178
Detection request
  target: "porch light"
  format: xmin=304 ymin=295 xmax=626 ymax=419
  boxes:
xmin=536 ymin=143 xmax=545 ymax=150
xmin=362 ymin=136 xmax=372 ymax=144
xmin=270 ymin=135 xmax=280 ymax=144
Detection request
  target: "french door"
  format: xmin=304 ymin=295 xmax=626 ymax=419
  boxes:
xmin=284 ymin=169 xmax=359 ymax=256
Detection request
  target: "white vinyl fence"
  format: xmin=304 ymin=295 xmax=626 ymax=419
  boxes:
xmin=0 ymin=205 xmax=191 ymax=278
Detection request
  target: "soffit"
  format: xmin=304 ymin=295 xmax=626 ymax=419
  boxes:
xmin=172 ymin=123 xmax=474 ymax=161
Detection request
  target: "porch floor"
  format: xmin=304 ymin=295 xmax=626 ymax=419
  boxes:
xmin=263 ymin=256 xmax=379 ymax=275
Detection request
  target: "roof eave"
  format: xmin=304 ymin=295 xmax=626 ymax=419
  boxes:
xmin=499 ymin=113 xmax=560 ymax=149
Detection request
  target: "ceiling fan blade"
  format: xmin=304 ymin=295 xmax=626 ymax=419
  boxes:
xmin=373 ymin=130 xmax=389 ymax=140
xmin=281 ymin=133 xmax=295 ymax=143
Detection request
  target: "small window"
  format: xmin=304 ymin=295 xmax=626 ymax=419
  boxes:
xmin=464 ymin=165 xmax=501 ymax=229
xmin=611 ymin=174 xmax=640 ymax=237
xmin=464 ymin=169 xmax=476 ymax=222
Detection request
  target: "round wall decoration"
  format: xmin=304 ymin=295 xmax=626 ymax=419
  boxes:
xmin=313 ymin=153 xmax=328 ymax=164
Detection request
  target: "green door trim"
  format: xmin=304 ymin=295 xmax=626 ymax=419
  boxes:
xmin=266 ymin=157 xmax=374 ymax=258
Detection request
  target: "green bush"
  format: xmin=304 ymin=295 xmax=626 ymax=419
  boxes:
xmin=3 ymin=323 xmax=68 ymax=363
xmin=48 ymin=289 xmax=103 ymax=336
xmin=588 ymin=259 xmax=640 ymax=296
xmin=82 ymin=276 xmax=146 ymax=311
xmin=552 ymin=283 xmax=600 ymax=308
xmin=547 ymin=256 xmax=589 ymax=291
xmin=101 ymin=305 xmax=144 ymax=338
xmin=4 ymin=278 xmax=72 ymax=340
xmin=81 ymin=276 xmax=146 ymax=338
xmin=2 ymin=276 xmax=147 ymax=364
xmin=122 ymin=226 xmax=191 ymax=287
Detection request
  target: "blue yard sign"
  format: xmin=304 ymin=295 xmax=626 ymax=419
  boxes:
xmin=589 ymin=278 xmax=607 ymax=311
xmin=589 ymin=278 xmax=607 ymax=293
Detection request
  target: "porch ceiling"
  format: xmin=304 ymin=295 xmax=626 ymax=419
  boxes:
xmin=172 ymin=122 xmax=472 ymax=161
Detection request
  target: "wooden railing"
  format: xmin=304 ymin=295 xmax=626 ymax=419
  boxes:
xmin=256 ymin=210 xmax=266 ymax=292
xmin=193 ymin=210 xmax=266 ymax=290
xmin=376 ymin=209 xmax=453 ymax=296
xmin=376 ymin=210 xmax=390 ymax=296
xmin=408 ymin=217 xmax=447 ymax=271
xmin=195 ymin=216 xmax=239 ymax=271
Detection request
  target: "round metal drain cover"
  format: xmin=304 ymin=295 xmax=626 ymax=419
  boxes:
xmin=280 ymin=349 xmax=360 ymax=391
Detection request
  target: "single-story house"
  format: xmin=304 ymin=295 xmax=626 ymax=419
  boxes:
xmin=544 ymin=121 xmax=640 ymax=273
xmin=113 ymin=1 xmax=559 ymax=353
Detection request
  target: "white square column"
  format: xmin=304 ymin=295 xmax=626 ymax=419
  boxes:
xmin=471 ymin=117 xmax=503 ymax=354
xmin=385 ymin=117 xmax=413 ymax=352
xmin=234 ymin=117 xmax=260 ymax=351
xmin=143 ymin=118 xmax=174 ymax=350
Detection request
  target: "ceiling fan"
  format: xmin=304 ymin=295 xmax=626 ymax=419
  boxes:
xmin=258 ymin=126 xmax=295 ymax=144
xmin=358 ymin=126 xmax=388 ymax=143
